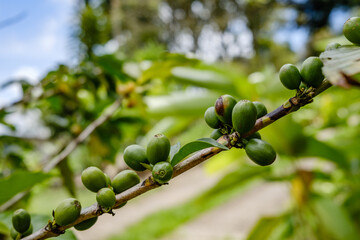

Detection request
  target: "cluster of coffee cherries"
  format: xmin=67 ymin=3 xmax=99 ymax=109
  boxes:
xmin=10 ymin=209 xmax=33 ymax=239
xmin=123 ymin=134 xmax=173 ymax=184
xmin=47 ymin=166 xmax=139 ymax=231
xmin=205 ymin=95 xmax=277 ymax=166
xmin=279 ymin=56 xmax=325 ymax=92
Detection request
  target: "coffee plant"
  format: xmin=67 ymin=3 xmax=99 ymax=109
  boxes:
xmin=1 ymin=16 xmax=360 ymax=240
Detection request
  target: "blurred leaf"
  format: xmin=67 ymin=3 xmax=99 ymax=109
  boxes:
xmin=171 ymin=138 xmax=228 ymax=166
xmin=320 ymin=45 xmax=360 ymax=88
xmin=247 ymin=215 xmax=287 ymax=240
xmin=0 ymin=171 xmax=52 ymax=205
xmin=312 ymin=197 xmax=360 ymax=240
xmin=139 ymin=53 xmax=199 ymax=84
xmin=145 ymin=91 xmax=218 ymax=117
xmin=58 ymin=159 xmax=76 ymax=197
xmin=171 ymin=67 xmax=236 ymax=94
xmin=302 ymin=137 xmax=349 ymax=169
xmin=169 ymin=142 xmax=181 ymax=161
xmin=96 ymin=54 xmax=128 ymax=80
xmin=0 ymin=220 xmax=8 ymax=234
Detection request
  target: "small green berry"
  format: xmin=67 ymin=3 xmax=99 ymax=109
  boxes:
xmin=12 ymin=209 xmax=31 ymax=234
xmin=279 ymin=64 xmax=302 ymax=90
xmin=81 ymin=167 xmax=107 ymax=192
xmin=152 ymin=161 xmax=173 ymax=184
xmin=252 ymin=101 xmax=267 ymax=118
xmin=74 ymin=217 xmax=98 ymax=231
xmin=54 ymin=198 xmax=82 ymax=226
xmin=343 ymin=17 xmax=360 ymax=45
xmin=204 ymin=106 xmax=221 ymax=129
xmin=147 ymin=134 xmax=170 ymax=165
xmin=124 ymin=144 xmax=149 ymax=171
xmin=112 ymin=170 xmax=140 ymax=194
xmin=96 ymin=188 xmax=116 ymax=209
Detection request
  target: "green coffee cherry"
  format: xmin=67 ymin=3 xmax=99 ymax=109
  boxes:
xmin=325 ymin=42 xmax=341 ymax=51
xmin=343 ymin=17 xmax=360 ymax=45
xmin=279 ymin=64 xmax=302 ymax=90
xmin=152 ymin=161 xmax=173 ymax=184
xmin=104 ymin=173 xmax=112 ymax=188
xmin=253 ymin=101 xmax=267 ymax=118
xmin=54 ymin=198 xmax=82 ymax=226
xmin=245 ymin=132 xmax=261 ymax=140
xmin=232 ymin=100 xmax=257 ymax=134
xmin=113 ymin=202 xmax=127 ymax=209
xmin=214 ymin=95 xmax=237 ymax=125
xmin=12 ymin=209 xmax=31 ymax=233
xmin=245 ymin=139 xmax=276 ymax=166
xmin=74 ymin=217 xmax=98 ymax=231
xmin=96 ymin=188 xmax=116 ymax=209
xmin=204 ymin=106 xmax=221 ymax=129
xmin=210 ymin=129 xmax=222 ymax=140
xmin=147 ymin=134 xmax=170 ymax=164
xmin=81 ymin=167 xmax=107 ymax=192
xmin=112 ymin=170 xmax=140 ymax=194
xmin=300 ymin=57 xmax=324 ymax=88
xmin=10 ymin=223 xmax=32 ymax=239
xmin=124 ymin=144 xmax=149 ymax=171
xmin=22 ymin=224 xmax=33 ymax=237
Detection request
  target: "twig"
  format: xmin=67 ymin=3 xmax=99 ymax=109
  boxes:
xmin=22 ymin=80 xmax=332 ymax=240
xmin=0 ymin=98 xmax=123 ymax=211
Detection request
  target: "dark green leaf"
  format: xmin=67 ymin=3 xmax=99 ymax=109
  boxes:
xmin=0 ymin=171 xmax=52 ymax=205
xmin=96 ymin=54 xmax=128 ymax=80
xmin=320 ymin=45 xmax=360 ymax=88
xmin=171 ymin=138 xmax=228 ymax=166
xmin=58 ymin=159 xmax=76 ymax=197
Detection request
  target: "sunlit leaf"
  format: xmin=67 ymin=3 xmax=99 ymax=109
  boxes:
xmin=247 ymin=215 xmax=288 ymax=240
xmin=169 ymin=142 xmax=181 ymax=161
xmin=320 ymin=45 xmax=360 ymax=88
xmin=171 ymin=67 xmax=235 ymax=93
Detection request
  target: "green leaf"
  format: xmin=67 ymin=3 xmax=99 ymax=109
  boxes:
xmin=171 ymin=67 xmax=235 ymax=93
xmin=0 ymin=220 xmax=9 ymax=235
xmin=302 ymin=137 xmax=349 ymax=169
xmin=58 ymin=159 xmax=76 ymax=197
xmin=0 ymin=171 xmax=52 ymax=206
xmin=96 ymin=54 xmax=128 ymax=80
xmin=312 ymin=197 xmax=360 ymax=240
xmin=169 ymin=142 xmax=181 ymax=161
xmin=171 ymin=138 xmax=228 ymax=166
xmin=247 ymin=215 xmax=287 ymax=240
xmin=320 ymin=45 xmax=360 ymax=88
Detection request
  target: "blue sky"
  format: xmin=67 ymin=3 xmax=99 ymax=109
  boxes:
xmin=0 ymin=0 xmax=75 ymax=106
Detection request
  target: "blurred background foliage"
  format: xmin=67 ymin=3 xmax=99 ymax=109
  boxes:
xmin=0 ymin=0 xmax=360 ymax=239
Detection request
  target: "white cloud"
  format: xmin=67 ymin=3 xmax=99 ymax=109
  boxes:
xmin=0 ymin=84 xmax=22 ymax=108
xmin=12 ymin=66 xmax=41 ymax=84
